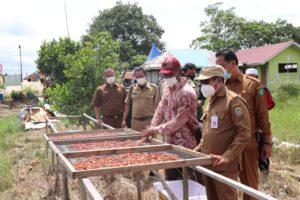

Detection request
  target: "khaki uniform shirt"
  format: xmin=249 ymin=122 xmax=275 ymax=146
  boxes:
xmin=196 ymin=86 xmax=251 ymax=172
xmin=125 ymin=82 xmax=158 ymax=119
xmin=186 ymin=77 xmax=199 ymax=97
xmin=92 ymin=83 xmax=126 ymax=117
xmin=226 ymin=73 xmax=272 ymax=148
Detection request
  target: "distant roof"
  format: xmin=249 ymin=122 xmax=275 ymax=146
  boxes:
xmin=147 ymin=44 xmax=161 ymax=61
xmin=143 ymin=49 xmax=215 ymax=71
xmin=236 ymin=41 xmax=300 ymax=66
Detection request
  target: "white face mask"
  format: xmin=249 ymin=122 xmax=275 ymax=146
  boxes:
xmin=201 ymin=84 xmax=216 ymax=97
xmin=136 ymin=77 xmax=147 ymax=86
xmin=106 ymin=76 xmax=115 ymax=85
xmin=165 ymin=76 xmax=178 ymax=87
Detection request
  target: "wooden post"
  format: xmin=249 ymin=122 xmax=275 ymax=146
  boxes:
xmin=82 ymin=117 xmax=87 ymax=130
xmin=51 ymin=151 xmax=55 ymax=173
xmin=152 ymin=170 xmax=178 ymax=200
xmin=81 ymin=178 xmax=104 ymax=200
xmin=45 ymin=119 xmax=49 ymax=158
xmin=45 ymin=141 xmax=49 ymax=158
xmin=135 ymin=173 xmax=142 ymax=200
xmin=79 ymin=178 xmax=87 ymax=200
xmin=62 ymin=169 xmax=69 ymax=200
xmin=183 ymin=167 xmax=189 ymax=200
xmin=54 ymin=154 xmax=60 ymax=193
xmin=45 ymin=119 xmax=48 ymax=133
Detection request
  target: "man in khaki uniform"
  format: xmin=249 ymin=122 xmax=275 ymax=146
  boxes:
xmin=195 ymin=65 xmax=251 ymax=200
xmin=122 ymin=67 xmax=158 ymax=131
xmin=92 ymin=68 xmax=127 ymax=128
xmin=216 ymin=50 xmax=272 ymax=200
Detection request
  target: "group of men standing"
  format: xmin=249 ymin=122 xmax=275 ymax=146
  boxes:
xmin=92 ymin=49 xmax=272 ymax=200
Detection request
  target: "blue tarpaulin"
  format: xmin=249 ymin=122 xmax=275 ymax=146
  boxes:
xmin=147 ymin=44 xmax=161 ymax=61
xmin=171 ymin=49 xmax=215 ymax=68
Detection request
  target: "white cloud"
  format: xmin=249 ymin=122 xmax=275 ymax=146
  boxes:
xmin=0 ymin=0 xmax=299 ymax=76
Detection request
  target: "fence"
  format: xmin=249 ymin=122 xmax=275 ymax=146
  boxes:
xmin=4 ymin=74 xmax=21 ymax=86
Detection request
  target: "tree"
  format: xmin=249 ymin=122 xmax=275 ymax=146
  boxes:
xmin=191 ymin=2 xmax=300 ymax=51
xmin=87 ymin=1 xmax=164 ymax=62
xmin=46 ymin=32 xmax=120 ymax=115
xmin=130 ymin=55 xmax=147 ymax=68
xmin=191 ymin=2 xmax=243 ymax=51
xmin=36 ymin=38 xmax=81 ymax=84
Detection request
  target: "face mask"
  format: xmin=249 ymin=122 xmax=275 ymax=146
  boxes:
xmin=201 ymin=84 xmax=216 ymax=97
xmin=224 ymin=70 xmax=232 ymax=80
xmin=136 ymin=77 xmax=147 ymax=86
xmin=106 ymin=76 xmax=115 ymax=85
xmin=165 ymin=76 xmax=178 ymax=87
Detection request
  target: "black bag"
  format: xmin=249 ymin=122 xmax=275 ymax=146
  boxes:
xmin=256 ymin=132 xmax=270 ymax=173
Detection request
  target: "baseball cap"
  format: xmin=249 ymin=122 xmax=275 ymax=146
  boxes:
xmin=159 ymin=55 xmax=181 ymax=75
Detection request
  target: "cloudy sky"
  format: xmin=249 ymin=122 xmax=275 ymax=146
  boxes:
xmin=0 ymin=0 xmax=299 ymax=77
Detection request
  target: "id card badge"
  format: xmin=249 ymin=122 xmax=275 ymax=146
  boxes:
xmin=211 ymin=115 xmax=218 ymax=128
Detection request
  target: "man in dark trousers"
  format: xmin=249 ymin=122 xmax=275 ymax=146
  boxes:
xmin=92 ymin=68 xmax=127 ymax=128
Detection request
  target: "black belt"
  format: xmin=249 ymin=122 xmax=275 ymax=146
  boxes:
xmin=133 ymin=116 xmax=153 ymax=121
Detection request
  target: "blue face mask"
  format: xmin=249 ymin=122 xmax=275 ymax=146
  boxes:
xmin=224 ymin=70 xmax=232 ymax=80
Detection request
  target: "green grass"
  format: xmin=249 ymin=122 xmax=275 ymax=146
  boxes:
xmin=269 ymin=95 xmax=300 ymax=143
xmin=0 ymin=114 xmax=22 ymax=191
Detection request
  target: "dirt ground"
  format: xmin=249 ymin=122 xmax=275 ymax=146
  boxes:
xmin=0 ymin=103 xmax=299 ymax=200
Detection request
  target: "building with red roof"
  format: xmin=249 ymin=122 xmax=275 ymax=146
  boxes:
xmin=236 ymin=41 xmax=300 ymax=89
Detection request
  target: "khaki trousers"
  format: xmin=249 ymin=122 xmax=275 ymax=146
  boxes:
xmin=204 ymin=170 xmax=239 ymax=200
xmin=240 ymin=147 xmax=259 ymax=200
xmin=131 ymin=118 xmax=152 ymax=132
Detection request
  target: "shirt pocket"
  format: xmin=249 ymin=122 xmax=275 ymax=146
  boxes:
xmin=132 ymin=92 xmax=139 ymax=99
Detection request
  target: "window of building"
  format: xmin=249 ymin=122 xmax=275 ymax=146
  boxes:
xmin=278 ymin=63 xmax=298 ymax=73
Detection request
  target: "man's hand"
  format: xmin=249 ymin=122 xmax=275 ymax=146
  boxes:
xmin=122 ymin=120 xmax=127 ymax=128
xmin=210 ymin=154 xmax=230 ymax=167
xmin=96 ymin=118 xmax=103 ymax=124
xmin=262 ymin=144 xmax=272 ymax=159
xmin=141 ymin=126 xmax=159 ymax=138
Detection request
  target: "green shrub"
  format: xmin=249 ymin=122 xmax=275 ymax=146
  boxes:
xmin=0 ymin=83 xmax=5 ymax=90
xmin=22 ymin=87 xmax=38 ymax=100
xmin=10 ymin=90 xmax=25 ymax=101
xmin=276 ymin=83 xmax=300 ymax=100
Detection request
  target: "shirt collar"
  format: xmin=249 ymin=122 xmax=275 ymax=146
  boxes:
xmin=105 ymin=82 xmax=117 ymax=88
xmin=137 ymin=82 xmax=150 ymax=90
xmin=210 ymin=85 xmax=226 ymax=102
xmin=236 ymin=73 xmax=243 ymax=82
xmin=225 ymin=72 xmax=243 ymax=84
xmin=170 ymin=77 xmax=186 ymax=91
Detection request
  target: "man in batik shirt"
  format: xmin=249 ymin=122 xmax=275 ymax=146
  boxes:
xmin=141 ymin=55 xmax=198 ymax=180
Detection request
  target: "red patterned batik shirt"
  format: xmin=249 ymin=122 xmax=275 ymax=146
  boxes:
xmin=151 ymin=78 xmax=198 ymax=149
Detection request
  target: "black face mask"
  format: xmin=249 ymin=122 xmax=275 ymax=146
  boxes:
xmin=187 ymin=74 xmax=195 ymax=80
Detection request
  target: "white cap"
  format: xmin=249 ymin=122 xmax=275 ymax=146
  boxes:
xmin=44 ymin=104 xmax=51 ymax=110
xmin=245 ymin=68 xmax=258 ymax=76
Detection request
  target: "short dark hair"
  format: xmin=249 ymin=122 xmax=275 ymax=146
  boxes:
xmin=134 ymin=66 xmax=146 ymax=74
xmin=215 ymin=49 xmax=239 ymax=65
xmin=182 ymin=63 xmax=196 ymax=72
